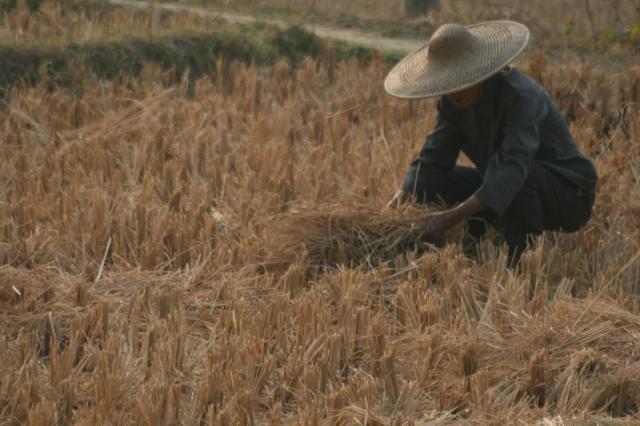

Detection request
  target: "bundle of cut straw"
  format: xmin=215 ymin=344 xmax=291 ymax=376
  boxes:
xmin=265 ymin=203 xmax=441 ymax=268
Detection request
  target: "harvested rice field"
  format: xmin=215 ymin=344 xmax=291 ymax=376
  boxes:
xmin=1 ymin=1 xmax=640 ymax=425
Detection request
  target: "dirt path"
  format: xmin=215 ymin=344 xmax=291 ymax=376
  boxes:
xmin=108 ymin=0 xmax=425 ymax=53
xmin=109 ymin=0 xmax=639 ymax=74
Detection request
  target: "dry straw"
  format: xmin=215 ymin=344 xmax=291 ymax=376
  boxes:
xmin=265 ymin=202 xmax=444 ymax=268
xmin=1 ymin=4 xmax=640 ymax=423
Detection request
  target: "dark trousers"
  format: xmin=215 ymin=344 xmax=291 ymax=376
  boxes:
xmin=411 ymin=163 xmax=595 ymax=265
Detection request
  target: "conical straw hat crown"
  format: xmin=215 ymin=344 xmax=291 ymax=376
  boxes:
xmin=428 ymin=24 xmax=475 ymax=60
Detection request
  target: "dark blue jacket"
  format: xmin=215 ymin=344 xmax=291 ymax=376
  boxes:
xmin=401 ymin=67 xmax=598 ymax=216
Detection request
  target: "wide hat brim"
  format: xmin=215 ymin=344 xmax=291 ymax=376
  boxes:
xmin=384 ymin=21 xmax=530 ymax=99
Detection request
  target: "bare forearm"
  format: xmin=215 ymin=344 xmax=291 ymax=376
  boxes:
xmin=449 ymin=196 xmax=487 ymax=224
xmin=423 ymin=196 xmax=487 ymax=236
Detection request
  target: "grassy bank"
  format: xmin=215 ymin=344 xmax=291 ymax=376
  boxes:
xmin=0 ymin=0 xmax=402 ymax=91
xmin=0 ymin=24 xmax=398 ymax=91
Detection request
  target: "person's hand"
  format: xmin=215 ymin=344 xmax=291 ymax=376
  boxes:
xmin=423 ymin=210 xmax=458 ymax=237
xmin=385 ymin=190 xmax=412 ymax=210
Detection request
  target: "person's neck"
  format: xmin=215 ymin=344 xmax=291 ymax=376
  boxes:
xmin=473 ymin=82 xmax=484 ymax=106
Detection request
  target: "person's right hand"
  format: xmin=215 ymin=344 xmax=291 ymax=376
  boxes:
xmin=385 ymin=190 xmax=412 ymax=210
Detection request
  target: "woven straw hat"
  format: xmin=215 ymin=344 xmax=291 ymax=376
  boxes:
xmin=384 ymin=21 xmax=529 ymax=99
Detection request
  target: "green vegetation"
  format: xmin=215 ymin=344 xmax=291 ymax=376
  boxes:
xmin=0 ymin=23 xmax=399 ymax=91
xmin=1 ymin=0 xmax=636 ymax=93
xmin=186 ymin=0 xmax=640 ymax=50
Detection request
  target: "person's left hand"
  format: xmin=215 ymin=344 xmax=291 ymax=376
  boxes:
xmin=423 ymin=210 xmax=458 ymax=237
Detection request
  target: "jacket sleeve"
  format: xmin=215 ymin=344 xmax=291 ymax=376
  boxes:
xmin=401 ymin=104 xmax=464 ymax=194
xmin=474 ymin=90 xmax=547 ymax=216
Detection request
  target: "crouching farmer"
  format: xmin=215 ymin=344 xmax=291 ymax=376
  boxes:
xmin=384 ymin=21 xmax=597 ymax=265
